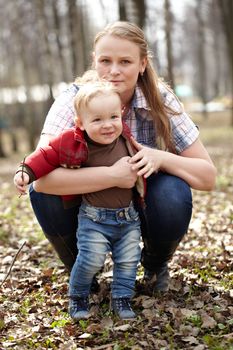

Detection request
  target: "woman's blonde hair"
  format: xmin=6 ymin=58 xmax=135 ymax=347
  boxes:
xmin=74 ymin=80 xmax=121 ymax=124
xmin=94 ymin=21 xmax=178 ymax=152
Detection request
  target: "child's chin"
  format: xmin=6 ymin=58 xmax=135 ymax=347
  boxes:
xmin=102 ymin=140 xmax=114 ymax=145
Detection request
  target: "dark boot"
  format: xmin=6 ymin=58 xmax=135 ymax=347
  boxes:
xmin=141 ymin=239 xmax=181 ymax=292
xmin=44 ymin=232 xmax=77 ymax=272
xmin=44 ymin=232 xmax=100 ymax=293
xmin=143 ymin=263 xmax=170 ymax=292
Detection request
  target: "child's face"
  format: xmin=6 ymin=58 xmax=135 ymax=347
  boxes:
xmin=78 ymin=93 xmax=123 ymax=145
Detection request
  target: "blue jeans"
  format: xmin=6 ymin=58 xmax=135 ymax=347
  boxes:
xmin=69 ymin=202 xmax=141 ymax=299
xmin=29 ymin=172 xmax=192 ymax=271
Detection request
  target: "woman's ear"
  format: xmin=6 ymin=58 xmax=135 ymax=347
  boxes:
xmin=141 ymin=57 xmax=147 ymax=73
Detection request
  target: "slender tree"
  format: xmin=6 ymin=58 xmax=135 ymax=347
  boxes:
xmin=119 ymin=0 xmax=127 ymax=21
xmin=217 ymin=0 xmax=233 ymax=125
xmin=35 ymin=0 xmax=54 ymax=109
xmin=131 ymin=0 xmax=146 ymax=28
xmin=0 ymin=126 xmax=6 ymax=157
xmin=195 ymin=0 xmax=208 ymax=119
xmin=51 ymin=0 xmax=68 ymax=82
xmin=118 ymin=0 xmax=146 ymax=28
xmin=164 ymin=0 xmax=175 ymax=89
xmin=67 ymin=0 xmax=90 ymax=76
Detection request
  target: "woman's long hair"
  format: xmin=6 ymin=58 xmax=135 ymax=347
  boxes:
xmin=94 ymin=21 xmax=179 ymax=152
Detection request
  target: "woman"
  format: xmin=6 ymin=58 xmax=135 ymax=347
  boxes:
xmin=30 ymin=21 xmax=216 ymax=293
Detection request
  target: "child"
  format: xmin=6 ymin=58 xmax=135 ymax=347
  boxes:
xmin=14 ymin=81 xmax=146 ymax=320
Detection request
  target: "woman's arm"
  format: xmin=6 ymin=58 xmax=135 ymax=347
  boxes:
xmin=34 ymin=134 xmax=137 ymax=194
xmin=129 ymin=138 xmax=217 ymax=191
xmin=33 ymin=156 xmax=138 ymax=194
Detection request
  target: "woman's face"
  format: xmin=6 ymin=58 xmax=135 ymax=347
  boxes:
xmin=93 ymin=35 xmax=147 ymax=104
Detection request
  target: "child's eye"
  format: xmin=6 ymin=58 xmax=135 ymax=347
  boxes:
xmin=92 ymin=118 xmax=101 ymax=123
xmin=121 ymin=60 xmax=130 ymax=65
xmin=111 ymin=115 xmax=120 ymax=120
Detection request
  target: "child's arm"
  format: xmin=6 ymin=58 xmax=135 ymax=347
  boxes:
xmin=13 ymin=146 xmax=59 ymax=196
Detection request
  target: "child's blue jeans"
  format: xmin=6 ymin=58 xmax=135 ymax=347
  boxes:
xmin=69 ymin=202 xmax=141 ymax=299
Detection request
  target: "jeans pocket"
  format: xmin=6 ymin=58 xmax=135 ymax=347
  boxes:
xmin=127 ymin=208 xmax=140 ymax=222
xmin=80 ymin=206 xmax=100 ymax=222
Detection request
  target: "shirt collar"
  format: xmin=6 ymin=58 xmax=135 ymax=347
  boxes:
xmin=131 ymin=85 xmax=150 ymax=110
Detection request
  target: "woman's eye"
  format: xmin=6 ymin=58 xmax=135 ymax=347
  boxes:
xmin=100 ymin=59 xmax=110 ymax=64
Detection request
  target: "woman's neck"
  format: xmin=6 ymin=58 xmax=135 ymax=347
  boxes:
xmin=120 ymin=89 xmax=135 ymax=107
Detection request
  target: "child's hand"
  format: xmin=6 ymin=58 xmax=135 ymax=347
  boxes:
xmin=13 ymin=172 xmax=30 ymax=195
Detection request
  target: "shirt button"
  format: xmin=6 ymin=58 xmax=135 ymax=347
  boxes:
xmin=119 ymin=211 xmax=124 ymax=218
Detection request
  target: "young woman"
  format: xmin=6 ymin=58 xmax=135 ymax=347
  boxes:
xmin=29 ymin=21 xmax=216 ymax=293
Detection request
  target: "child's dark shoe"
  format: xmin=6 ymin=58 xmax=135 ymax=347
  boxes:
xmin=69 ymin=296 xmax=90 ymax=320
xmin=112 ymin=297 xmax=136 ymax=320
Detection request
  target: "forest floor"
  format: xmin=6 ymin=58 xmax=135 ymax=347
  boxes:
xmin=0 ymin=111 xmax=232 ymax=350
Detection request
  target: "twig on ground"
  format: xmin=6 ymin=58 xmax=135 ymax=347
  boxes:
xmin=0 ymin=240 xmax=26 ymax=287
xmin=93 ymin=344 xmax=116 ymax=350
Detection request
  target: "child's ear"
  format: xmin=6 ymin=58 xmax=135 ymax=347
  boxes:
xmin=91 ymin=51 xmax=96 ymax=69
xmin=76 ymin=116 xmax=84 ymax=130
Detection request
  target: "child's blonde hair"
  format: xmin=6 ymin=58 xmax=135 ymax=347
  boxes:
xmin=74 ymin=81 xmax=121 ymax=124
xmin=74 ymin=69 xmax=99 ymax=85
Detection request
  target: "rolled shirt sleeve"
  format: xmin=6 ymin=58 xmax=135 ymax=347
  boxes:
xmin=160 ymin=84 xmax=199 ymax=153
xmin=41 ymin=84 xmax=78 ymax=136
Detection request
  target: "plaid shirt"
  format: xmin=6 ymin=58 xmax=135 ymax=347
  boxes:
xmin=42 ymin=83 xmax=199 ymax=154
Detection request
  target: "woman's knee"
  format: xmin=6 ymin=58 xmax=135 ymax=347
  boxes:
xmin=146 ymin=172 xmax=192 ymax=214
xmin=144 ymin=172 xmax=193 ymax=240
xmin=29 ymin=184 xmax=78 ymax=236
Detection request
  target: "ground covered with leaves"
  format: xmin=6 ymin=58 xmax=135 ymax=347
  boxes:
xmin=0 ymin=113 xmax=232 ymax=350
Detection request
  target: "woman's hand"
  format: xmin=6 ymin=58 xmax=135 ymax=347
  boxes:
xmin=111 ymin=156 xmax=138 ymax=188
xmin=129 ymin=138 xmax=164 ymax=178
xmin=130 ymin=137 xmax=216 ymax=190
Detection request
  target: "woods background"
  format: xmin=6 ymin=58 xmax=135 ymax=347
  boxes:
xmin=0 ymin=0 xmax=232 ymax=156
xmin=0 ymin=2 xmax=233 ymax=349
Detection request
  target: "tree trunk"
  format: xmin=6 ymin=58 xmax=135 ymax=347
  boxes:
xmin=35 ymin=0 xmax=54 ymax=99
xmin=164 ymin=0 xmax=175 ymax=89
xmin=10 ymin=131 xmax=18 ymax=153
xmin=217 ymin=0 xmax=233 ymax=126
xmin=131 ymin=0 xmax=146 ymax=28
xmin=212 ymin=1 xmax=221 ymax=98
xmin=196 ymin=0 xmax=208 ymax=119
xmin=119 ymin=0 xmax=128 ymax=21
xmin=67 ymin=0 xmax=86 ymax=76
xmin=118 ymin=0 xmax=146 ymax=28
xmin=51 ymin=0 xmax=68 ymax=82
xmin=0 ymin=129 xmax=6 ymax=158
